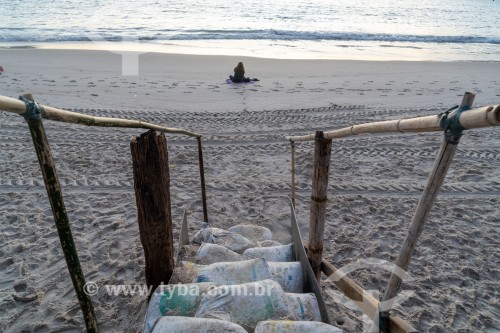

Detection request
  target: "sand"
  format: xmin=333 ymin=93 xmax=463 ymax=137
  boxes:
xmin=0 ymin=48 xmax=499 ymax=332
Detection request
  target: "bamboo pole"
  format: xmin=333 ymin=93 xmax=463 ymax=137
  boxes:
xmin=291 ymin=141 xmax=296 ymax=209
xmin=0 ymin=94 xmax=201 ymax=137
xmin=197 ymin=137 xmax=208 ymax=222
xmin=131 ymin=130 xmax=174 ymax=298
xmin=286 ymin=104 xmax=500 ymax=142
xmin=20 ymin=94 xmax=98 ymax=332
xmin=382 ymin=92 xmax=476 ymax=307
xmin=308 ymin=131 xmax=332 ymax=281
xmin=321 ymin=259 xmax=418 ymax=333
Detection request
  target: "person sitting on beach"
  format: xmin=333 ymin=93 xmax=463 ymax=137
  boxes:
xmin=229 ymin=62 xmax=259 ymax=83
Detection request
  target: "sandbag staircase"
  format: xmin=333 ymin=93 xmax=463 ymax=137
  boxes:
xmin=142 ymin=222 xmax=345 ymax=333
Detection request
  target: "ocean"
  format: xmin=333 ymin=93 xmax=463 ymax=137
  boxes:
xmin=1 ymin=0 xmax=499 ymax=61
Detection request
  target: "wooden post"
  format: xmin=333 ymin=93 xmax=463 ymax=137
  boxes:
xmin=308 ymin=131 xmax=332 ymax=281
xmin=197 ymin=137 xmax=208 ymax=222
xmin=20 ymin=94 xmax=98 ymax=332
xmin=291 ymin=141 xmax=296 ymax=209
xmin=131 ymin=130 xmax=174 ymax=295
xmin=382 ymin=92 xmax=475 ymax=305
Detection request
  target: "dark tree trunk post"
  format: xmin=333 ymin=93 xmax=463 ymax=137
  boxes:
xmin=308 ymin=131 xmax=332 ymax=282
xmin=291 ymin=141 xmax=296 ymax=209
xmin=20 ymin=94 xmax=99 ymax=332
xmin=197 ymin=137 xmax=208 ymax=222
xmin=131 ymin=130 xmax=174 ymax=295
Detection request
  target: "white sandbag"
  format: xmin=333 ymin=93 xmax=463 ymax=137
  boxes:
xmin=192 ymin=227 xmax=255 ymax=254
xmin=258 ymin=240 xmax=283 ymax=247
xmin=286 ymin=293 xmax=321 ymax=321
xmin=170 ymin=258 xmax=271 ymax=285
xmin=228 ymin=224 xmax=273 ymax=243
xmin=142 ymin=283 xmax=216 ymax=333
xmin=268 ymin=262 xmax=304 ymax=293
xmin=151 ymin=316 xmax=247 ymax=333
xmin=254 ymin=320 xmax=345 ymax=333
xmin=243 ymin=243 xmax=294 ymax=262
xmin=196 ymin=243 xmax=243 ymax=264
xmin=195 ymin=279 xmax=296 ymax=332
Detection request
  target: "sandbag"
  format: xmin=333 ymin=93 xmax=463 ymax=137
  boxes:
xmin=170 ymin=258 xmax=270 ymax=285
xmin=268 ymin=262 xmax=304 ymax=293
xmin=243 ymin=243 xmax=294 ymax=262
xmin=286 ymin=293 xmax=321 ymax=321
xmin=228 ymin=224 xmax=273 ymax=243
xmin=195 ymin=279 xmax=296 ymax=332
xmin=192 ymin=227 xmax=255 ymax=254
xmin=143 ymin=283 xmax=216 ymax=333
xmin=151 ymin=316 xmax=247 ymax=333
xmin=196 ymin=243 xmax=243 ymax=264
xmin=254 ymin=320 xmax=345 ymax=333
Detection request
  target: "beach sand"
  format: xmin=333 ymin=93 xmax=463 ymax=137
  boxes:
xmin=0 ymin=48 xmax=499 ymax=332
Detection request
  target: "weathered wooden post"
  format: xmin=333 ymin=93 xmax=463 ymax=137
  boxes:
xmin=131 ymin=130 xmax=174 ymax=296
xmin=308 ymin=131 xmax=332 ymax=281
xmin=382 ymin=92 xmax=475 ymax=305
xmin=197 ymin=137 xmax=208 ymax=222
xmin=19 ymin=94 xmax=98 ymax=332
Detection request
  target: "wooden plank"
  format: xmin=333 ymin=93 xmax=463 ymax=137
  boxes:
xmin=176 ymin=209 xmax=190 ymax=264
xmin=290 ymin=200 xmax=331 ymax=324
xmin=308 ymin=131 xmax=332 ymax=281
xmin=131 ymin=130 xmax=175 ymax=294
xmin=321 ymin=259 xmax=418 ymax=333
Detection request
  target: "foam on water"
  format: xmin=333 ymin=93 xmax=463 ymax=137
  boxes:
xmin=1 ymin=0 xmax=499 ymax=60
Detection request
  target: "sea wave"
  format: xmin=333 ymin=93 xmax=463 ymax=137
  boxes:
xmin=1 ymin=28 xmax=499 ymax=45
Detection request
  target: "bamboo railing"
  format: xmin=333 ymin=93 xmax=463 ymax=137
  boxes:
xmin=287 ymin=93 xmax=499 ymax=333
xmin=0 ymin=94 xmax=208 ymax=221
xmin=0 ymin=95 xmax=202 ymax=137
xmin=286 ymin=104 xmax=500 ymax=142
xmin=0 ymin=93 xmax=210 ymax=332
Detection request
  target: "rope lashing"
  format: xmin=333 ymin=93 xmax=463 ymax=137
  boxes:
xmin=437 ymin=104 xmax=471 ymax=144
xmin=19 ymin=95 xmax=45 ymax=122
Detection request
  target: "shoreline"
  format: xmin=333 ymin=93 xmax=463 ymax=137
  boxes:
xmin=1 ymin=40 xmax=500 ymax=63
